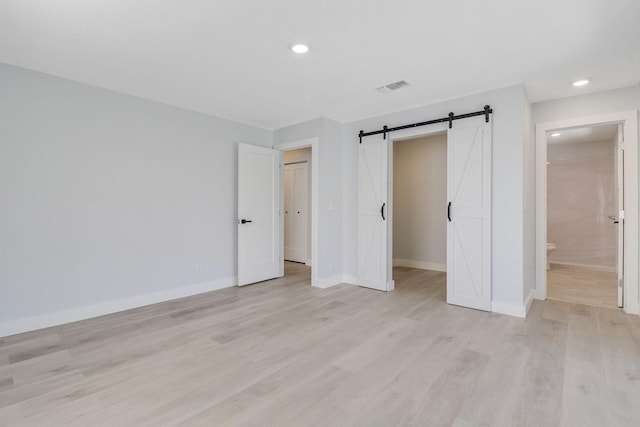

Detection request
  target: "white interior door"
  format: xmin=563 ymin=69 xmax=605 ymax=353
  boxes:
xmin=447 ymin=117 xmax=492 ymax=311
xmin=358 ymin=135 xmax=389 ymax=291
xmin=616 ymin=124 xmax=624 ymax=307
xmin=238 ymin=143 xmax=281 ymax=286
xmin=284 ymin=162 xmax=308 ymax=263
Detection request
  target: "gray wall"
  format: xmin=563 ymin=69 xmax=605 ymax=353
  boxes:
xmin=532 ymin=86 xmax=640 ymax=124
xmin=392 ymin=133 xmax=447 ymax=270
xmin=274 ymin=117 xmax=344 ymax=283
xmin=0 ymin=64 xmax=272 ymax=332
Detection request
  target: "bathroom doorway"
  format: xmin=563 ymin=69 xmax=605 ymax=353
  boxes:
xmin=535 ymin=110 xmax=639 ymax=315
xmin=545 ymin=124 xmax=619 ymax=308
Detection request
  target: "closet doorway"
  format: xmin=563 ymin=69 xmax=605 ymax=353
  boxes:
xmin=392 ymin=133 xmax=448 ymax=300
xmin=284 ymin=151 xmax=310 ymax=265
xmin=357 ymin=115 xmax=492 ymax=311
xmin=281 ymin=145 xmax=313 ymax=283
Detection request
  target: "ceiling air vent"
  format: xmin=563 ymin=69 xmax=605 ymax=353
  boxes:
xmin=377 ymin=80 xmax=411 ymax=93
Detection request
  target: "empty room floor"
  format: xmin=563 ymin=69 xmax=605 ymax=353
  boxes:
xmin=547 ymin=265 xmax=618 ymax=309
xmin=1 ymin=266 xmax=640 ymax=426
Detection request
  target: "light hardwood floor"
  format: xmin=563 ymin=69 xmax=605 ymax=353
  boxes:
xmin=547 ymin=265 xmax=618 ymax=309
xmin=1 ymin=263 xmax=639 ymax=426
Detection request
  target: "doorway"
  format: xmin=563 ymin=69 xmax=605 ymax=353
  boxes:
xmin=545 ymin=124 xmax=619 ymax=309
xmin=392 ymin=133 xmax=448 ymax=298
xmin=277 ymin=137 xmax=318 ymax=286
xmin=357 ymin=115 xmax=492 ymax=311
xmin=237 ymin=136 xmax=319 ymax=288
xmin=283 ymin=147 xmax=312 ymax=282
xmin=535 ymin=110 xmax=639 ymax=315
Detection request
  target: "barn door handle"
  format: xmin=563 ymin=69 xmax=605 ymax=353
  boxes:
xmin=380 ymin=203 xmax=386 ymax=220
xmin=447 ymin=202 xmax=452 ymax=222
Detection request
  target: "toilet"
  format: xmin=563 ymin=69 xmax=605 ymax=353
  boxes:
xmin=546 ymin=243 xmax=556 ymax=270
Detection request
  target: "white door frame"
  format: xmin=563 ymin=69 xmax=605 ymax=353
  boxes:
xmin=275 ymin=137 xmax=319 ymax=287
xmin=388 ymin=122 xmax=449 ymax=287
xmin=535 ymin=110 xmax=639 ymax=315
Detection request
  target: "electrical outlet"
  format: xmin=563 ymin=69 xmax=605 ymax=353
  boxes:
xmin=195 ymin=265 xmax=203 ymax=276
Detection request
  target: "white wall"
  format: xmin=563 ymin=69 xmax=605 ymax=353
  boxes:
xmin=0 ymin=64 xmax=273 ymax=336
xmin=344 ymin=84 xmax=530 ymax=315
xmin=284 ymin=147 xmax=312 ymax=263
xmin=547 ymin=140 xmax=616 ymax=269
xmin=392 ymin=133 xmax=447 ymax=271
xmin=274 ymin=117 xmax=344 ymax=285
xmin=532 ymin=86 xmax=640 ymax=124
xmin=523 ymin=92 xmax=536 ymax=307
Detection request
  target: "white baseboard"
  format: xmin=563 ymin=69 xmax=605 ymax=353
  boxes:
xmin=491 ymin=300 xmax=527 ymax=318
xmin=524 ymin=289 xmax=535 ymax=316
xmin=387 ymin=280 xmax=395 ymax=291
xmin=393 ymin=259 xmax=446 ymax=272
xmin=313 ymin=276 xmax=345 ymax=289
xmin=0 ymin=277 xmax=237 ymax=338
xmin=342 ymin=275 xmax=358 ymax=285
xmin=549 ymin=261 xmax=616 ymax=273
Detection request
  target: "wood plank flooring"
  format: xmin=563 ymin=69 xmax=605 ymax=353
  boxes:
xmin=1 ymin=263 xmax=639 ymax=426
xmin=547 ymin=265 xmax=618 ymax=309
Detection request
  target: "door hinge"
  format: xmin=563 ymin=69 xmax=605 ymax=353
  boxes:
xmin=618 ymin=278 xmax=624 ymax=288
xmin=618 ymin=132 xmax=624 ymax=150
xmin=619 ymin=210 xmax=625 ymax=220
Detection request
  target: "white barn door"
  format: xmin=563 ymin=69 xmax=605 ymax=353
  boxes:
xmin=237 ymin=143 xmax=281 ymax=286
xmin=358 ymin=135 xmax=389 ymax=291
xmin=447 ymin=117 xmax=492 ymax=311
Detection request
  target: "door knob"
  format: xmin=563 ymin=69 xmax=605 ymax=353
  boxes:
xmin=239 ymin=219 xmax=253 ymax=224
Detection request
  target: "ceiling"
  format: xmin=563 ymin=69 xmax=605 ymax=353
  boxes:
xmin=1 ymin=0 xmax=639 ymax=130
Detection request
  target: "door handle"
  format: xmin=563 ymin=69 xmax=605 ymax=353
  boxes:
xmin=448 ymin=202 xmax=452 ymax=222
xmin=240 ymin=219 xmax=252 ymax=224
xmin=380 ymin=203 xmax=386 ymax=221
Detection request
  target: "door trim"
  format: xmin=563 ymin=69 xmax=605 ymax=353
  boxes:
xmin=535 ymin=110 xmax=639 ymax=315
xmin=275 ymin=137 xmax=319 ymax=287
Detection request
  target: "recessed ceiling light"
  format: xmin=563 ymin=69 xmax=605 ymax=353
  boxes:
xmin=289 ymin=43 xmax=310 ymax=54
xmin=550 ymin=132 xmax=561 ymax=137
xmin=572 ymin=79 xmax=590 ymax=87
